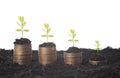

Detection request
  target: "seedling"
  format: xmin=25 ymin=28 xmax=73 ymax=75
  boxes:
xmin=94 ymin=40 xmax=101 ymax=54
xmin=41 ymin=23 xmax=54 ymax=42
xmin=16 ymin=16 xmax=29 ymax=38
xmin=68 ymin=29 xmax=79 ymax=47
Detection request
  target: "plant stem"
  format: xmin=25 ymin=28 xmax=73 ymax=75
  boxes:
xmin=21 ymin=26 xmax=23 ymax=38
xmin=72 ymin=36 xmax=74 ymax=47
xmin=97 ymin=47 xmax=99 ymax=54
xmin=47 ymin=36 xmax=48 ymax=42
xmin=22 ymin=30 xmax=23 ymax=38
xmin=47 ymin=32 xmax=48 ymax=42
xmin=73 ymin=41 xmax=74 ymax=47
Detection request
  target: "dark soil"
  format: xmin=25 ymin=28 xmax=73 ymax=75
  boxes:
xmin=66 ymin=47 xmax=80 ymax=53
xmin=39 ymin=42 xmax=56 ymax=47
xmin=14 ymin=38 xmax=31 ymax=44
xmin=0 ymin=47 xmax=120 ymax=78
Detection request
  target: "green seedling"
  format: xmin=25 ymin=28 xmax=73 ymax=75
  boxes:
xmin=94 ymin=40 xmax=101 ymax=54
xmin=68 ymin=29 xmax=79 ymax=47
xmin=41 ymin=23 xmax=54 ymax=42
xmin=16 ymin=16 xmax=29 ymax=38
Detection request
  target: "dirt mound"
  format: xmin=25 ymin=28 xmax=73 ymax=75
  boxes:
xmin=39 ymin=42 xmax=56 ymax=47
xmin=66 ymin=47 xmax=80 ymax=53
xmin=14 ymin=38 xmax=31 ymax=44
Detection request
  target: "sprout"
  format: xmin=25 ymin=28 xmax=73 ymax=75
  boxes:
xmin=68 ymin=29 xmax=79 ymax=47
xmin=16 ymin=16 xmax=29 ymax=38
xmin=41 ymin=23 xmax=54 ymax=42
xmin=94 ymin=40 xmax=101 ymax=54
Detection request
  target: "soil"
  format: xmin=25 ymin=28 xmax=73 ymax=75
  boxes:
xmin=39 ymin=42 xmax=56 ymax=47
xmin=66 ymin=47 xmax=80 ymax=53
xmin=14 ymin=38 xmax=31 ymax=44
xmin=0 ymin=47 xmax=120 ymax=78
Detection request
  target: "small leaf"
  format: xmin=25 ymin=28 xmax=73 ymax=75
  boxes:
xmin=22 ymin=22 xmax=25 ymax=27
xmin=23 ymin=29 xmax=29 ymax=32
xmin=22 ymin=24 xmax=24 ymax=27
xmin=44 ymin=23 xmax=49 ymax=29
xmin=95 ymin=40 xmax=100 ymax=46
xmin=48 ymin=35 xmax=53 ymax=37
xmin=70 ymin=29 xmax=75 ymax=34
xmin=68 ymin=39 xmax=73 ymax=42
xmin=94 ymin=40 xmax=101 ymax=52
xmin=73 ymin=33 xmax=76 ymax=38
xmin=18 ymin=16 xmax=22 ymax=21
xmin=16 ymin=29 xmax=22 ymax=32
xmin=41 ymin=35 xmax=47 ymax=37
xmin=95 ymin=40 xmax=99 ymax=44
xmin=21 ymin=16 xmax=24 ymax=22
xmin=47 ymin=28 xmax=51 ymax=33
xmin=74 ymin=40 xmax=79 ymax=42
xmin=23 ymin=21 xmax=26 ymax=27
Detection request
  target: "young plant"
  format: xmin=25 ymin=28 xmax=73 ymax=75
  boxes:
xmin=16 ymin=16 xmax=29 ymax=38
xmin=41 ymin=23 xmax=54 ymax=42
xmin=68 ymin=29 xmax=79 ymax=47
xmin=94 ymin=40 xmax=101 ymax=54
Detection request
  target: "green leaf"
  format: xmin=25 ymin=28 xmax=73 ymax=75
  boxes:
xmin=23 ymin=21 xmax=26 ymax=27
xmin=21 ymin=16 xmax=24 ymax=22
xmin=74 ymin=40 xmax=79 ymax=42
xmin=48 ymin=35 xmax=53 ymax=37
xmin=41 ymin=35 xmax=47 ymax=37
xmin=16 ymin=29 xmax=22 ymax=32
xmin=73 ymin=33 xmax=76 ymax=38
xmin=47 ymin=28 xmax=51 ymax=33
xmin=95 ymin=40 xmax=99 ymax=44
xmin=70 ymin=29 xmax=76 ymax=38
xmin=21 ymin=22 xmax=26 ymax=27
xmin=94 ymin=40 xmax=101 ymax=52
xmin=18 ymin=16 xmax=22 ymax=21
xmin=44 ymin=23 xmax=49 ymax=29
xmin=23 ymin=29 xmax=29 ymax=32
xmin=68 ymin=39 xmax=73 ymax=42
xmin=70 ymin=29 xmax=75 ymax=34
xmin=95 ymin=40 xmax=100 ymax=46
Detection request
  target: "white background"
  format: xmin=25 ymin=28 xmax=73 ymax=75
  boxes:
xmin=0 ymin=0 xmax=120 ymax=50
